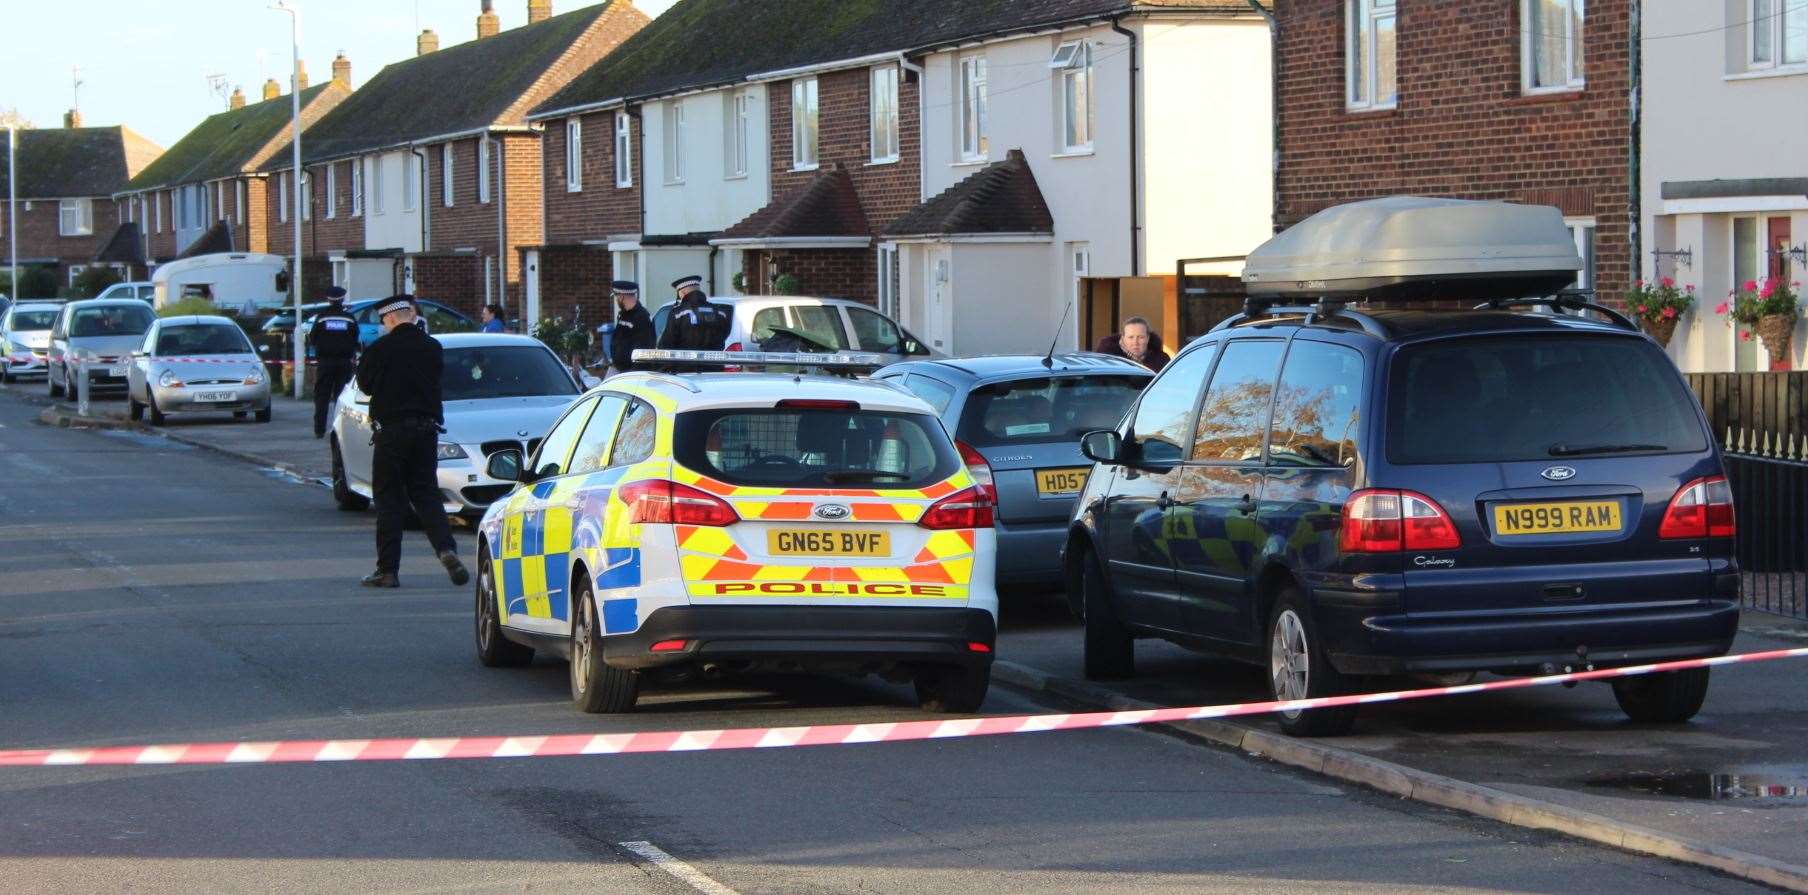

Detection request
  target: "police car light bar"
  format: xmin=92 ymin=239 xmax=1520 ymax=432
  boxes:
xmin=631 ymin=348 xmax=893 ymax=370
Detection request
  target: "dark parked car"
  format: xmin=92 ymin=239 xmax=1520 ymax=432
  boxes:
xmin=875 ymin=354 xmax=1151 ymax=590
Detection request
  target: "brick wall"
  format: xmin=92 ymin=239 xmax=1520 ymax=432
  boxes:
xmin=0 ymin=196 xmax=122 ymax=287
xmin=526 ymin=244 xmax=616 ymax=329
xmin=423 ymin=133 xmax=543 ymax=310
xmin=543 ymin=108 xmax=641 ymax=244
xmin=744 ymin=248 xmax=876 ymax=304
xmin=1274 ymin=0 xmax=1631 ymax=301
xmin=146 ymin=190 xmax=178 ymax=260
xmin=410 ymin=254 xmax=485 ymax=318
xmin=268 ymin=160 xmax=364 ymax=258
xmin=768 ymin=66 xmax=921 ymax=232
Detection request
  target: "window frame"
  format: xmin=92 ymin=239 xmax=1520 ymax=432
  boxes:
xmin=727 ymin=91 xmax=752 ymax=179
xmin=608 ymin=398 xmax=659 ymax=468
xmin=216 ymin=181 xmax=227 ymax=221
xmin=478 ymin=138 xmax=492 ymax=204
xmin=527 ymin=394 xmax=600 ymax=480
xmin=1521 ymin=0 xmax=1585 ymax=95
xmin=442 ymin=143 xmax=455 ymax=207
xmin=1125 ymin=342 xmax=1221 ymax=466
xmin=402 ymin=153 xmax=419 ymax=213
xmin=1564 ymin=216 xmax=1597 ymax=295
xmin=323 ymin=165 xmax=336 ymax=219
xmin=302 ymin=169 xmax=312 ymax=221
xmin=278 ymin=173 xmax=289 ymax=224
xmin=57 ymin=198 xmax=93 ymax=236
xmin=614 ymin=111 xmax=633 ymax=188
xmin=959 ymin=56 xmax=989 ymax=162
xmin=664 ymin=102 xmax=687 ymax=183
xmin=350 ymin=158 xmax=364 ymax=217
xmin=1186 ymin=338 xmax=1287 ymax=466
xmin=1054 ymin=40 xmax=1096 ymax=152
xmin=1345 ymin=0 xmax=1397 ymax=111
xmin=565 ymin=117 xmax=583 ymax=192
xmin=792 ymin=77 xmax=820 ymax=171
xmin=372 ymin=157 xmax=386 ymax=215
xmin=870 ymin=65 xmax=900 ymax=164
xmin=1749 ymin=0 xmax=1808 ymax=68
xmin=155 ymin=191 xmax=162 ymax=232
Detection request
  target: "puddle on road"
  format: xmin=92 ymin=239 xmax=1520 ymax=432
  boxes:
xmin=1585 ymin=770 xmax=1808 ymax=802
xmin=96 ymin=429 xmax=194 ymax=451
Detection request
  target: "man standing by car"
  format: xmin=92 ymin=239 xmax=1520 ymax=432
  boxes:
xmin=308 ymin=287 xmax=360 ymax=439
xmin=607 ymin=280 xmax=655 ymax=375
xmin=354 ymin=295 xmax=470 ymax=590
xmin=656 ymin=275 xmax=728 ymax=352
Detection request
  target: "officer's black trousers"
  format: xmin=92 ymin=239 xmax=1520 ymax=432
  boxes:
xmin=372 ymin=419 xmax=456 ymax=574
xmin=314 ymin=360 xmax=354 ymax=436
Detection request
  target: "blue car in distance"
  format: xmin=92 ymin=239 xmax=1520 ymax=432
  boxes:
xmin=261 ymin=298 xmax=476 ymax=357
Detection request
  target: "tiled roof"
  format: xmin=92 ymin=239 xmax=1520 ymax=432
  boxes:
xmin=94 ymin=222 xmax=146 ymax=265
xmin=178 ymin=221 xmax=236 ymax=258
xmin=534 ymin=0 xmax=1248 ymax=116
xmin=884 ymin=149 xmax=1054 ymax=237
xmin=0 ymin=127 xmax=162 ymax=198
xmin=721 ymin=166 xmax=870 ymax=240
xmin=265 ymin=2 xmax=639 ymax=167
xmin=126 ymin=84 xmax=342 ymax=192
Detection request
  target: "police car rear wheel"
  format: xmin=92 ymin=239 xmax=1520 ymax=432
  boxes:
xmin=914 ymin=665 xmax=990 ymax=713
xmin=475 ymin=551 xmax=533 ymax=668
xmin=570 ymin=577 xmax=638 ymax=713
xmin=1081 ymin=549 xmax=1134 ymax=680
xmin=1268 ymin=588 xmax=1356 ymax=737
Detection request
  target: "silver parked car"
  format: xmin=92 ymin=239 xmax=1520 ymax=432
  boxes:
xmin=127 ymin=316 xmax=272 ymax=424
xmin=47 ymin=299 xmax=158 ymax=397
xmin=330 ymin=332 xmax=583 ymax=519
xmin=0 ymin=301 xmax=65 ymax=382
xmin=650 ymin=295 xmax=936 ymax=362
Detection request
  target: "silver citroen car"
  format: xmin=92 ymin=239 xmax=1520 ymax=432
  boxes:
xmin=127 ymin=316 xmax=272 ymax=424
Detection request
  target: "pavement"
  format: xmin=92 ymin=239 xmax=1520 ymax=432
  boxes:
xmin=1 ymin=381 xmax=1805 ymax=893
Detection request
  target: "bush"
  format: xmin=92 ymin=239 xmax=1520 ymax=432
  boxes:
xmin=65 ymin=266 xmax=124 ymax=300
xmin=531 ymin=316 xmax=591 ymax=359
xmin=13 ymin=266 xmax=58 ymax=299
xmin=158 ymin=298 xmax=220 ymax=318
xmin=770 ymin=273 xmax=801 ymax=295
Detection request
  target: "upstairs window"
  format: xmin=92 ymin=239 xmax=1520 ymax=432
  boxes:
xmin=1523 ymin=0 xmax=1584 ymax=93
xmin=614 ymin=111 xmax=633 ymax=187
xmin=58 ymin=198 xmax=93 ymax=236
xmin=1052 ymin=41 xmax=1094 ymax=151
xmin=350 ymin=159 xmax=364 ymax=216
xmin=664 ymin=102 xmax=687 ymax=182
xmin=792 ymin=78 xmax=819 ymax=170
xmin=278 ymin=173 xmax=289 ymax=223
xmin=216 ymin=182 xmax=227 ymax=221
xmin=959 ymin=57 xmax=989 ymax=161
xmin=236 ymin=181 xmax=245 ymax=224
xmin=373 ymin=157 xmax=386 ymax=215
xmin=302 ymin=171 xmax=312 ymax=220
xmin=1347 ymin=0 xmax=1396 ymax=110
xmin=871 ymin=66 xmax=899 ymax=163
xmin=728 ymin=91 xmax=752 ymax=178
xmin=1750 ymin=0 xmax=1808 ymax=68
xmin=325 ymin=164 xmax=337 ymax=219
xmin=442 ymin=143 xmax=455 ymax=207
xmin=155 ymin=192 xmax=162 ymax=232
xmin=565 ymin=117 xmax=583 ymax=192
xmin=402 ymin=153 xmax=419 ymax=212
xmin=478 ymin=138 xmax=492 ymax=203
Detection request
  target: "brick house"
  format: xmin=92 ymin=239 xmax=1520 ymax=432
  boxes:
xmin=113 ymin=80 xmax=346 ymax=271
xmin=261 ymin=0 xmax=647 ymax=319
xmin=1267 ymin=0 xmax=1628 ymax=305
xmin=0 ymin=112 xmax=162 ymax=291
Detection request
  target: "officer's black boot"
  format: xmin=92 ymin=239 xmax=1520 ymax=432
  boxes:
xmin=439 ymin=551 xmax=470 ymax=586
xmin=361 ymin=570 xmax=400 ymax=588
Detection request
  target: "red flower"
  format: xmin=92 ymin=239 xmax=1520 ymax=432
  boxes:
xmin=1715 ymin=302 xmax=1731 ymax=315
xmin=1744 ymin=280 xmax=1760 ymax=292
xmin=1742 ymin=331 xmax=1754 ymax=342
xmin=1637 ymin=304 xmax=1648 ymax=314
xmin=1660 ymin=277 xmax=1675 ymax=288
xmin=1686 ymin=284 xmax=1696 ymax=292
xmin=1662 ymin=307 xmax=1677 ymax=319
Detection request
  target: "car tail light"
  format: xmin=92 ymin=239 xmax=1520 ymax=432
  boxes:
xmin=618 ymin=479 xmax=739 ymax=527
xmin=920 ymin=485 xmax=994 ymax=530
xmin=650 ymin=639 xmax=689 ymax=652
xmin=966 ymin=641 xmax=992 ymax=653
xmin=1659 ymin=475 xmax=1736 ymax=539
xmin=955 ymin=440 xmax=995 ymax=504
xmin=1339 ymin=489 xmax=1461 ymax=553
xmin=723 ymin=342 xmax=743 ymax=372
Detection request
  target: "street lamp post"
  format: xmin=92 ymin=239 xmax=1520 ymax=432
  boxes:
xmin=7 ymin=123 xmax=17 ymax=299
xmin=271 ymin=1 xmax=305 ymax=399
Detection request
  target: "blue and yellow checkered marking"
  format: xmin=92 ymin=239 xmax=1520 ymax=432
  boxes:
xmin=497 ymin=504 xmax=576 ymax=622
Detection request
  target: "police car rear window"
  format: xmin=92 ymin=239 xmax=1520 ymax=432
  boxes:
xmin=1386 ymin=335 xmax=1708 ymax=464
xmin=674 ymin=409 xmax=958 ymax=489
xmin=958 ymin=375 xmax=1148 ymax=448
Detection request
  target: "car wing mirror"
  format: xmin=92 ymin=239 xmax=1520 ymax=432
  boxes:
xmin=1080 ymin=430 xmax=1126 ymax=465
xmin=485 ymin=449 xmax=527 ymax=484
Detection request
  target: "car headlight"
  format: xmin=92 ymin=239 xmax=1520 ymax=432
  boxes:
xmin=157 ymin=369 xmax=182 ymax=388
xmin=243 ymin=367 xmax=266 ymax=385
xmin=436 ymin=442 xmax=469 ymax=460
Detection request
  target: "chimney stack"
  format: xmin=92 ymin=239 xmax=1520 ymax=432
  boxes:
xmin=527 ymin=0 xmax=552 ymax=24
xmin=229 ymin=86 xmax=246 ymax=110
xmin=295 ymin=60 xmax=309 ymax=90
xmin=332 ymin=52 xmax=352 ymax=88
xmin=477 ymin=0 xmax=501 ymax=39
xmin=64 ymin=109 xmax=82 ymax=129
xmin=263 ymin=79 xmax=281 ymax=101
xmin=417 ymin=29 xmax=441 ymax=55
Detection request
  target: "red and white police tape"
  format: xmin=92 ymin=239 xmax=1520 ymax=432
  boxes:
xmin=4 ymin=646 xmax=1804 ymax=767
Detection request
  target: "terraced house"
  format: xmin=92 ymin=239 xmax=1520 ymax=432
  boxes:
xmin=529 ymin=0 xmax=1273 ymax=357
xmin=0 ymin=112 xmax=163 ymax=290
xmin=113 ymin=77 xmax=348 ymax=269
xmin=260 ymin=0 xmax=647 ymax=316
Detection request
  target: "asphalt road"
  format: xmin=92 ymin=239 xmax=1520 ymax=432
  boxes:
xmin=0 ymin=391 xmax=1776 ymax=894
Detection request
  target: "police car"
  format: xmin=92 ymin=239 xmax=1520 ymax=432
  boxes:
xmin=472 ymin=350 xmax=999 ymax=714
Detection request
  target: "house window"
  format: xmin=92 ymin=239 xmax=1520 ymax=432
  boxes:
xmin=1564 ymin=217 xmax=1596 ymax=293
xmin=791 ymin=78 xmax=818 ymax=170
xmin=442 ymin=143 xmax=455 ymax=207
xmin=278 ymin=173 xmax=289 ymax=223
xmin=871 ymin=66 xmax=899 ymax=163
xmin=302 ymin=171 xmax=312 ymax=221
xmin=216 ymin=182 xmax=226 ymax=221
xmin=326 ymin=164 xmax=337 ymax=219
xmin=478 ymin=138 xmax=491 ymax=203
xmin=1347 ymin=0 xmax=1397 ymax=110
xmin=351 ymin=159 xmax=363 ymax=216
xmin=67 ymin=264 xmax=86 ymax=286
xmin=727 ymin=91 xmax=752 ymax=178
xmin=1524 ymin=0 xmax=1585 ymax=93
xmin=959 ymin=56 xmax=989 ymax=161
xmin=373 ymin=157 xmax=386 ymax=215
xmin=877 ymin=245 xmax=899 ymax=318
xmin=614 ymin=111 xmax=633 ymax=187
xmin=58 ymin=198 xmax=93 ymax=236
xmin=403 ymin=154 xmax=420 ymax=212
xmin=664 ymin=102 xmax=687 ymax=182
xmin=565 ymin=117 xmax=583 ymax=192
xmin=155 ymin=192 xmax=162 ymax=232
xmin=236 ymin=181 xmax=245 ymax=225
xmin=1750 ymin=0 xmax=1808 ymax=67
xmin=1052 ymin=41 xmax=1094 ymax=151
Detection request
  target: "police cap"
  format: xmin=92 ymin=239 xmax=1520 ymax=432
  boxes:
xmin=671 ymin=275 xmax=703 ymax=291
xmin=611 ymin=280 xmax=639 ymax=294
xmin=375 ymin=294 xmax=417 ymax=318
xmin=324 ymin=286 xmax=347 ymax=301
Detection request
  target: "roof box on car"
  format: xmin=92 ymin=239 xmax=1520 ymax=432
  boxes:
xmin=1241 ymin=197 xmax=1582 ymax=301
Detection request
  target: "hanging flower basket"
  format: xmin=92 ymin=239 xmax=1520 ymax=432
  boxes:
xmin=1626 ymin=277 xmax=1692 ymax=348
xmin=1643 ymin=314 xmax=1680 ymax=347
xmin=1756 ymin=312 xmax=1796 ymax=367
xmin=1718 ymin=278 xmax=1801 ymax=370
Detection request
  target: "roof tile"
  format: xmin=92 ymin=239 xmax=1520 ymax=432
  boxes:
xmin=721 ymin=166 xmax=870 ymax=240
xmin=884 ymin=149 xmax=1054 ymax=237
xmin=0 ymin=127 xmax=163 ymax=198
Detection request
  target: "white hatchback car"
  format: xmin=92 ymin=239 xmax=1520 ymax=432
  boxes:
xmin=473 ymin=369 xmax=998 ymax=714
xmin=330 ymin=332 xmax=584 ymax=519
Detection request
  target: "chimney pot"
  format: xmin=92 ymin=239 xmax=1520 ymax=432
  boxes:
xmin=229 ymin=87 xmax=246 ymax=110
xmin=477 ymin=0 xmax=501 ymax=39
xmin=295 ymin=60 xmax=309 ymax=90
xmin=527 ymin=0 xmax=551 ymax=24
xmin=417 ymin=29 xmax=441 ymax=55
xmin=332 ymin=53 xmax=352 ymax=88
xmin=263 ymin=79 xmax=281 ymax=101
xmin=63 ymin=109 xmax=82 ymax=129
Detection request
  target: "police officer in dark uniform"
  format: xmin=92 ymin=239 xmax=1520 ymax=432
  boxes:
xmin=308 ymin=286 xmax=360 ymax=438
xmin=353 ymin=295 xmax=470 ymax=589
xmin=606 ymin=280 xmax=656 ymax=374
xmin=656 ymin=275 xmax=729 ymax=351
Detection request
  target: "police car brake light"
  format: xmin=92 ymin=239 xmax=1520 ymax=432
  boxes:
xmin=920 ymin=486 xmax=994 ymax=530
xmin=619 ymin=479 xmax=738 ymax=527
xmin=955 ymin=441 xmax=996 ymax=504
xmin=1659 ymin=475 xmax=1735 ymax=540
xmin=777 ymin=399 xmax=861 ymax=411
xmin=1340 ymin=489 xmax=1460 ymax=553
